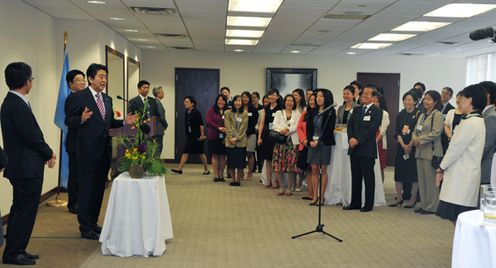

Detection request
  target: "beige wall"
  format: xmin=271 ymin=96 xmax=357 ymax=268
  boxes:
xmin=0 ymin=2 xmax=141 ymax=215
xmin=141 ymin=50 xmax=467 ymax=159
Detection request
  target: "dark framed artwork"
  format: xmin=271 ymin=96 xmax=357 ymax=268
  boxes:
xmin=265 ymin=68 xmax=317 ymax=96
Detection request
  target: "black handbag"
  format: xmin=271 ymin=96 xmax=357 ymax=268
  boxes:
xmin=429 ymin=113 xmax=443 ymax=169
xmin=269 ymin=130 xmax=287 ymax=144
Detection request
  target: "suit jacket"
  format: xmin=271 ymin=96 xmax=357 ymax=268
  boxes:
xmin=306 ymin=108 xmax=336 ymax=146
xmin=65 ymin=88 xmax=123 ymax=160
xmin=482 ymin=106 xmax=496 ymax=184
xmin=412 ymin=110 xmax=444 ymax=160
xmin=65 ymin=92 xmax=78 ymax=153
xmin=224 ymin=110 xmax=248 ymax=148
xmin=128 ymin=95 xmax=158 ymax=119
xmin=337 ymin=102 xmax=359 ymax=125
xmin=347 ymin=104 xmax=382 ymax=158
xmin=1 ymin=92 xmax=52 ymax=180
xmin=155 ymin=98 xmax=168 ymax=135
xmin=442 ymin=102 xmax=455 ymax=114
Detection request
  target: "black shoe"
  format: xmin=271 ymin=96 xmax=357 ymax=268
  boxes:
xmin=81 ymin=230 xmax=100 ymax=240
xmin=68 ymin=207 xmax=78 ymax=214
xmin=171 ymin=169 xmax=183 ymax=174
xmin=203 ymin=170 xmax=210 ymax=175
xmin=213 ymin=177 xmax=220 ymax=182
xmin=342 ymin=206 xmax=360 ymax=210
xmin=418 ymin=209 xmax=434 ymax=215
xmin=3 ymin=254 xmax=36 ymax=265
xmin=22 ymin=252 xmax=39 ymax=260
xmin=93 ymin=225 xmax=102 ymax=234
xmin=229 ymin=181 xmax=236 ymax=186
xmin=302 ymin=196 xmax=312 ymax=200
xmin=234 ymin=182 xmax=241 ymax=186
xmin=360 ymin=207 xmax=373 ymax=212
xmin=219 ymin=177 xmax=225 ymax=182
xmin=414 ymin=208 xmax=424 ymax=213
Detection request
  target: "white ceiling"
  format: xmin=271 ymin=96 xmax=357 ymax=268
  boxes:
xmin=21 ymin=0 xmax=496 ymax=58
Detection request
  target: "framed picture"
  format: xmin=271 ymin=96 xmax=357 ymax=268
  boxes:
xmin=265 ymin=68 xmax=317 ymax=96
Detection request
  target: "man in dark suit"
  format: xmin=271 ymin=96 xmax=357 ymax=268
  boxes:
xmin=65 ymin=69 xmax=86 ymax=214
xmin=152 ymin=86 xmax=168 ymax=158
xmin=344 ymin=86 xmax=382 ymax=212
xmin=128 ymin=80 xmax=158 ymax=119
xmin=1 ymin=62 xmax=56 ymax=265
xmin=65 ymin=64 xmax=135 ymax=240
xmin=0 ymin=145 xmax=7 ymax=248
xmin=479 ymin=81 xmax=496 ymax=186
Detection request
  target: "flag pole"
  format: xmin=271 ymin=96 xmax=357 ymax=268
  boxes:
xmin=47 ymin=30 xmax=69 ymax=207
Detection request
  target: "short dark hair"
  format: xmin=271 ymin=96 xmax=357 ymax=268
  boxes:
xmin=138 ymin=80 xmax=150 ymax=89
xmin=86 ymin=64 xmax=107 ymax=81
xmin=152 ymin=86 xmax=162 ymax=97
xmin=442 ymin=87 xmax=454 ymax=97
xmin=460 ymin=84 xmax=487 ymax=113
xmin=5 ymin=62 xmax=32 ymax=90
xmin=424 ymin=90 xmax=442 ymax=111
xmin=184 ymin=96 xmax=196 ymax=107
xmin=220 ymin=86 xmax=230 ymax=93
xmin=66 ymin=69 xmax=85 ymax=86
xmin=403 ymin=90 xmax=419 ymax=103
xmin=251 ymin=91 xmax=260 ymax=99
xmin=479 ymin=81 xmax=496 ymax=105
xmin=350 ymin=80 xmax=362 ymax=90
xmin=362 ymin=86 xmax=378 ymax=97
xmin=241 ymin=91 xmax=252 ymax=106
xmin=283 ymin=94 xmax=297 ymax=110
xmin=414 ymin=82 xmax=426 ymax=93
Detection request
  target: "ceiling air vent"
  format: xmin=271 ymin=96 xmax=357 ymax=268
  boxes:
xmin=130 ymin=7 xmax=178 ymax=15
xmin=436 ymin=41 xmax=459 ymax=45
xmin=170 ymin=46 xmax=193 ymax=50
xmin=399 ymin=53 xmax=423 ymax=56
xmin=156 ymin=33 xmax=188 ymax=38
xmin=323 ymin=14 xmax=370 ymax=20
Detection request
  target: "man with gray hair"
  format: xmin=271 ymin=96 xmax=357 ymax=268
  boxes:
xmin=153 ymin=86 xmax=168 ymax=158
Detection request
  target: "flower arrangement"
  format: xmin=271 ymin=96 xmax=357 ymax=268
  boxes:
xmin=117 ymin=101 xmax=166 ymax=178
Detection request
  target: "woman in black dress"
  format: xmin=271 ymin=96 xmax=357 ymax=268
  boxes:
xmin=171 ymin=96 xmax=210 ymax=175
xmin=391 ymin=91 xmax=419 ymax=208
xmin=257 ymin=89 xmax=282 ymax=188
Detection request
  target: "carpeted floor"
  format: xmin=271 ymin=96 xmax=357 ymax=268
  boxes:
xmin=1 ymin=165 xmax=454 ymax=268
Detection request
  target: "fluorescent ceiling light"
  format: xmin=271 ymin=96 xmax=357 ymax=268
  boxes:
xmin=226 ymin=29 xmax=264 ymax=38
xmin=290 ymin=50 xmax=300 ymax=53
xmin=87 ymin=0 xmax=106 ymax=4
xmin=228 ymin=0 xmax=283 ymax=13
xmin=347 ymin=51 xmax=357 ymax=55
xmin=225 ymin=39 xmax=259 ymax=45
xmin=133 ymin=38 xmax=148 ymax=42
xmin=234 ymin=49 xmax=244 ymax=52
xmin=424 ymin=3 xmax=496 ymax=18
xmin=125 ymin=29 xmax=139 ymax=33
xmin=392 ymin=21 xmax=450 ymax=32
xmin=227 ymin=16 xmax=272 ymax=27
xmin=351 ymin=43 xmax=392 ymax=49
xmin=369 ymin=33 xmax=416 ymax=42
xmin=109 ymin=17 xmax=126 ymax=21
xmin=143 ymin=45 xmax=156 ymax=48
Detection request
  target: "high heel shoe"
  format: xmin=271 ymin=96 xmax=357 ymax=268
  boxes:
xmin=309 ymin=199 xmax=318 ymax=206
xmin=388 ymin=200 xmax=403 ymax=207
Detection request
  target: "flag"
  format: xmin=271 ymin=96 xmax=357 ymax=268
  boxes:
xmin=54 ymin=50 xmax=70 ymax=188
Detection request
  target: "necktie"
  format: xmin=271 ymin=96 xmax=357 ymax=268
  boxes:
xmin=362 ymin=106 xmax=367 ymax=118
xmin=96 ymin=93 xmax=106 ymax=120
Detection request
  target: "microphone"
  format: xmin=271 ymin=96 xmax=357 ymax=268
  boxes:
xmin=318 ymin=102 xmax=337 ymax=115
xmin=116 ymin=95 xmax=128 ymax=102
xmin=469 ymin=27 xmax=495 ymax=41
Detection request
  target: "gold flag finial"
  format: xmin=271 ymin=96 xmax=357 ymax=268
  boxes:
xmin=63 ymin=30 xmax=68 ymax=49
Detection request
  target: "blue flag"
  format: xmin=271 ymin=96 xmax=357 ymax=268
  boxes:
xmin=54 ymin=50 xmax=70 ymax=188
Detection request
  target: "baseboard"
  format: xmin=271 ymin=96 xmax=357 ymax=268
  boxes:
xmin=1 ymin=186 xmax=59 ymax=226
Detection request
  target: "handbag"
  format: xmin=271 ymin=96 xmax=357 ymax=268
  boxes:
xmin=428 ymin=113 xmax=443 ymax=169
xmin=269 ymin=130 xmax=287 ymax=144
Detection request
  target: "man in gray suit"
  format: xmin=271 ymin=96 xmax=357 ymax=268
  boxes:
xmin=479 ymin=81 xmax=496 ymax=185
xmin=152 ymin=86 xmax=168 ymax=158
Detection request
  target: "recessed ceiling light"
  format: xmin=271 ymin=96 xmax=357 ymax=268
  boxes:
xmin=369 ymin=33 xmax=417 ymax=42
xmin=351 ymin=43 xmax=392 ymax=49
xmin=133 ymin=38 xmax=148 ymax=42
xmin=392 ymin=21 xmax=450 ymax=32
xmin=227 ymin=16 xmax=272 ymax=27
xmin=143 ymin=45 xmax=156 ymax=49
xmin=87 ymin=0 xmax=106 ymax=4
xmin=109 ymin=17 xmax=126 ymax=21
xmin=455 ymin=48 xmax=462 ymax=51
xmin=234 ymin=49 xmax=244 ymax=52
xmin=290 ymin=50 xmax=300 ymax=54
xmin=225 ymin=39 xmax=259 ymax=45
xmin=347 ymin=51 xmax=357 ymax=55
xmin=424 ymin=3 xmax=496 ymax=18
xmin=228 ymin=0 xmax=283 ymax=13
xmin=125 ymin=29 xmax=139 ymax=33
xmin=226 ymin=29 xmax=264 ymax=38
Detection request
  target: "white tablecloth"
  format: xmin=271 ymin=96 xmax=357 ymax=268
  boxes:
xmin=453 ymin=210 xmax=496 ymax=268
xmin=491 ymin=153 xmax=496 ymax=187
xmin=325 ymin=131 xmax=386 ymax=206
xmin=99 ymin=172 xmax=174 ymax=257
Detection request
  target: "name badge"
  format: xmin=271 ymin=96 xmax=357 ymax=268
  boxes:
xmin=222 ymin=115 xmax=225 ymax=120
xmin=248 ymin=112 xmax=253 ymax=117
xmin=188 ymin=126 xmax=192 ymax=133
xmin=236 ymin=117 xmax=242 ymax=122
xmin=313 ymin=135 xmax=319 ymax=141
xmin=363 ymin=115 xmax=371 ymax=121
xmin=269 ymin=123 xmax=274 ymax=130
xmin=219 ymin=133 xmax=224 ymax=139
xmin=416 ymin=125 xmax=423 ymax=131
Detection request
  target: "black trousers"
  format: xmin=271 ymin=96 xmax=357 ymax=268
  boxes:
xmin=3 ymin=177 xmax=43 ymax=258
xmin=153 ymin=135 xmax=164 ymax=159
xmin=67 ymin=151 xmax=79 ymax=210
xmin=350 ymin=156 xmax=375 ymax=209
xmin=77 ymin=156 xmax=110 ymax=232
xmin=255 ymin=143 xmax=263 ymax=171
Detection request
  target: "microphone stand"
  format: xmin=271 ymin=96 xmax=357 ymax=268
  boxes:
xmin=292 ymin=107 xmax=343 ymax=242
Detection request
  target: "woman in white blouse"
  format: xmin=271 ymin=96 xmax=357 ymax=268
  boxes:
xmin=272 ymin=95 xmax=301 ymax=195
xmin=436 ymin=84 xmax=486 ymax=223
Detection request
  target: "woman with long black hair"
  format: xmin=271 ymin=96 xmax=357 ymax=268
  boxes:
xmin=306 ymin=89 xmax=336 ymax=205
xmin=224 ymin=95 xmax=248 ymax=186
xmin=241 ymin=91 xmax=259 ymax=180
xmin=206 ymin=94 xmax=228 ymax=182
